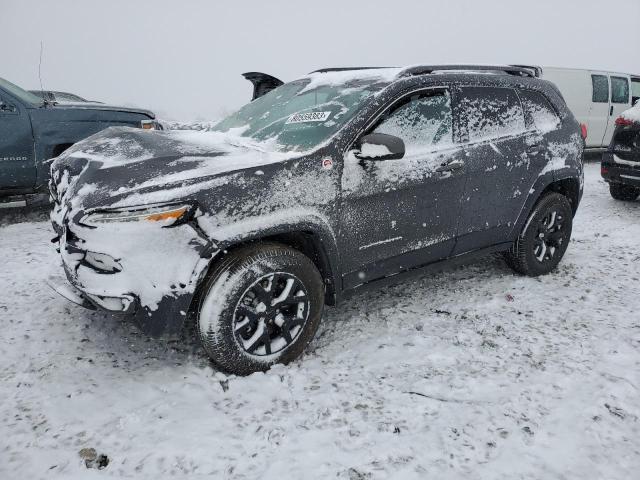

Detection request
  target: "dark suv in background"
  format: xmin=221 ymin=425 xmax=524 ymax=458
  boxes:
xmin=601 ymin=105 xmax=640 ymax=200
xmin=49 ymin=65 xmax=584 ymax=375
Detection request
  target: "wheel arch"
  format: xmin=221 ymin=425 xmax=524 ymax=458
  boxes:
xmin=51 ymin=142 xmax=74 ymax=158
xmin=511 ymin=173 xmax=581 ymax=239
xmin=542 ymin=175 xmax=580 ymax=216
xmin=191 ymin=221 xmax=341 ymax=314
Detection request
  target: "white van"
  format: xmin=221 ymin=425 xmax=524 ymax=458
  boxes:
xmin=541 ymin=67 xmax=640 ymax=150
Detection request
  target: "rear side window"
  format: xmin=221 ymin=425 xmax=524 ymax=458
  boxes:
xmin=373 ymin=91 xmax=453 ymax=153
xmin=591 ymin=75 xmax=609 ymax=103
xmin=611 ymin=76 xmax=629 ymax=104
xmin=459 ymin=87 xmax=525 ymax=142
xmin=518 ymin=90 xmax=560 ymax=133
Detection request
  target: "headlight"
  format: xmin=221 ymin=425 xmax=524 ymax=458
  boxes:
xmin=80 ymin=203 xmax=193 ymax=227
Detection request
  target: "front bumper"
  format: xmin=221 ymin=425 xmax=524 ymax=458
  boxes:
xmin=601 ymin=152 xmax=640 ymax=187
xmin=50 ymin=207 xmax=216 ymax=336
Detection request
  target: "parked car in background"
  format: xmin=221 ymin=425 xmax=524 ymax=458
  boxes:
xmin=29 ymin=90 xmax=103 ymax=104
xmin=601 ymin=102 xmax=640 ymax=200
xmin=49 ymin=65 xmax=584 ymax=375
xmin=0 ymin=76 xmax=159 ymax=201
xmin=542 ymin=67 xmax=640 ymax=151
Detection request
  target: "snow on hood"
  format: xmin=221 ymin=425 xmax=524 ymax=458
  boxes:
xmin=52 ymin=126 xmax=300 ymax=208
xmin=620 ymin=101 xmax=640 ymax=123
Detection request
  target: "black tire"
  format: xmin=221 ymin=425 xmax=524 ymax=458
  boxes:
xmin=609 ymin=183 xmax=640 ymax=201
xmin=196 ymin=243 xmax=324 ymax=375
xmin=503 ymin=192 xmax=573 ymax=276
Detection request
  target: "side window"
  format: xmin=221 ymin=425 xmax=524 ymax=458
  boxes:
xmin=373 ymin=91 xmax=452 ymax=154
xmin=632 ymin=78 xmax=640 ymax=105
xmin=591 ymin=75 xmax=609 ymax=103
xmin=0 ymin=95 xmax=17 ymax=114
xmin=611 ymin=76 xmax=629 ymax=104
xmin=519 ymin=90 xmax=560 ymax=133
xmin=459 ymin=87 xmax=525 ymax=142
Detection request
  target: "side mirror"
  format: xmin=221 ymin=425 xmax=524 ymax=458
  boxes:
xmin=355 ymin=133 xmax=405 ymax=160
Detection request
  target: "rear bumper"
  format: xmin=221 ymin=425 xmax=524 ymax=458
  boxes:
xmin=601 ymin=153 xmax=640 ymax=187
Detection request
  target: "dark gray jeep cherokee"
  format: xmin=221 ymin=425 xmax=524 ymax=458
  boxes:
xmin=50 ymin=65 xmax=584 ymax=375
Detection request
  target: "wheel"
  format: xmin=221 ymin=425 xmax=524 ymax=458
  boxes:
xmin=503 ymin=192 xmax=573 ymax=276
xmin=196 ymin=243 xmax=324 ymax=375
xmin=609 ymin=183 xmax=640 ymax=201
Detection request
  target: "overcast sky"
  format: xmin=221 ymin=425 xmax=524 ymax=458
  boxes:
xmin=2 ymin=0 xmax=639 ymax=121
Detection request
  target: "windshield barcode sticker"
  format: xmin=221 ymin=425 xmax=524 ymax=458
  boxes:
xmin=285 ymin=111 xmax=331 ymax=124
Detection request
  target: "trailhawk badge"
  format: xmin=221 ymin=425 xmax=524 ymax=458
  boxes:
xmin=322 ymin=157 xmax=333 ymax=170
xmin=285 ymin=111 xmax=331 ymax=124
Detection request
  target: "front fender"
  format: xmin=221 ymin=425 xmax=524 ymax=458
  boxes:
xmin=196 ymin=208 xmax=341 ymax=300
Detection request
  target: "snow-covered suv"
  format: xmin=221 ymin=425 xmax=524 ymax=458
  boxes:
xmin=601 ymin=102 xmax=640 ymax=201
xmin=49 ymin=65 xmax=584 ymax=375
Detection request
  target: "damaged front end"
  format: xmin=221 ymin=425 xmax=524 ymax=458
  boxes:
xmin=50 ymin=177 xmax=217 ymax=336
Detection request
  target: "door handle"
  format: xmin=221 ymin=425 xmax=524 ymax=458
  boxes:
xmin=435 ymin=160 xmax=464 ymax=172
xmin=526 ymin=144 xmax=542 ymax=155
xmin=610 ymin=105 xmax=614 ymax=116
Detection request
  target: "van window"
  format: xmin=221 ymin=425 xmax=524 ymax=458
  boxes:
xmin=591 ymin=75 xmax=609 ymax=103
xmin=518 ymin=90 xmax=560 ymax=133
xmin=373 ymin=91 xmax=453 ymax=153
xmin=611 ymin=76 xmax=629 ymax=104
xmin=459 ymin=87 xmax=525 ymax=142
xmin=632 ymin=78 xmax=640 ymax=105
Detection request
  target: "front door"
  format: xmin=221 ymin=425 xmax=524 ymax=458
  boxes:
xmin=0 ymin=92 xmax=35 ymax=190
xmin=339 ymin=88 xmax=467 ymax=289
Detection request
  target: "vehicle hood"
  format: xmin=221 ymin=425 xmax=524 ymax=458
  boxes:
xmin=49 ymin=102 xmax=155 ymax=118
xmin=50 ymin=126 xmax=298 ymax=211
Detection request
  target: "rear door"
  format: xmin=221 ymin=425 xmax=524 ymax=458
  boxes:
xmin=0 ymin=91 xmax=35 ymax=190
xmin=453 ymin=86 xmax=532 ymax=254
xmin=603 ymin=75 xmax=631 ymax=145
xmin=588 ymin=73 xmax=610 ymax=148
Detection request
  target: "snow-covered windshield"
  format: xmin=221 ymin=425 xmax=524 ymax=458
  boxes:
xmin=0 ymin=77 xmax=44 ymax=106
xmin=213 ymin=69 xmax=401 ymax=152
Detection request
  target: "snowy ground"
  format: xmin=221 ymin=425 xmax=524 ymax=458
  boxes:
xmin=1 ymin=163 xmax=639 ymax=479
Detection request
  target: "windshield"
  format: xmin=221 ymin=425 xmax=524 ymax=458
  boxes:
xmin=213 ymin=69 xmax=400 ymax=152
xmin=0 ymin=77 xmax=44 ymax=106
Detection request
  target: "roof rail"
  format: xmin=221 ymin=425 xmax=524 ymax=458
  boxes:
xmin=510 ymin=64 xmax=543 ymax=77
xmin=398 ymin=64 xmax=542 ymax=78
xmin=309 ymin=67 xmax=391 ymax=74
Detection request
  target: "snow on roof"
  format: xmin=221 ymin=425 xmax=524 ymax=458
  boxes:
xmin=621 ymin=101 xmax=640 ymax=123
xmin=298 ymin=68 xmax=402 ymax=94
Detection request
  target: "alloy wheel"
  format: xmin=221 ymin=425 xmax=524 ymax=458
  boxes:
xmin=233 ymin=272 xmax=309 ymax=356
xmin=533 ymin=209 xmax=566 ymax=263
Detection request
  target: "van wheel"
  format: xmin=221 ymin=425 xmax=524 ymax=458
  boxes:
xmin=503 ymin=192 xmax=573 ymax=276
xmin=609 ymin=183 xmax=640 ymax=201
xmin=196 ymin=243 xmax=324 ymax=375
